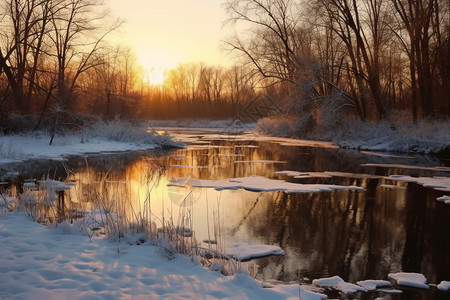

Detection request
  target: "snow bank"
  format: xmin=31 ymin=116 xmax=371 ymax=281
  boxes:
xmin=0 ymin=213 xmax=307 ymax=300
xmin=169 ymin=175 xmax=365 ymax=193
xmin=225 ymin=242 xmax=285 ymax=261
xmin=0 ymin=120 xmax=179 ymax=165
xmin=256 ymin=118 xmax=450 ymax=154
xmin=313 ymin=275 xmax=367 ymax=294
xmin=388 ymin=272 xmax=429 ymax=289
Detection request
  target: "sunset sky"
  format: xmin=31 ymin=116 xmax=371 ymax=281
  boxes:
xmin=107 ymin=0 xmax=233 ymax=84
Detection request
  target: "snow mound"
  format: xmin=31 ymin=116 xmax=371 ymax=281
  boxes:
xmin=388 ymin=272 xmax=429 ymax=289
xmin=225 ymin=242 xmax=285 ymax=261
xmin=169 ymin=175 xmax=365 ymax=193
xmin=313 ymin=275 xmax=367 ymax=294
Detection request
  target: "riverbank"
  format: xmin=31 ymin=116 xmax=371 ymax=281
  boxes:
xmin=255 ymin=118 xmax=450 ymax=156
xmin=0 ymin=118 xmax=180 ymax=166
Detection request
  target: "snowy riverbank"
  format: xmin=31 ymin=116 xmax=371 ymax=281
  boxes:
xmin=255 ymin=118 xmax=450 ymax=155
xmin=0 ymin=213 xmax=323 ymax=300
xmin=0 ymin=119 xmax=179 ymax=165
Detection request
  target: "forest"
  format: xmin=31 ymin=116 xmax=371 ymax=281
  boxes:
xmin=0 ymin=0 xmax=449 ymax=134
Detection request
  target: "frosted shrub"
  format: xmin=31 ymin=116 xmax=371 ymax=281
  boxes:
xmin=255 ymin=116 xmax=296 ymax=137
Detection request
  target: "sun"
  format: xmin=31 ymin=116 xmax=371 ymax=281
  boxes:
xmin=137 ymin=51 xmax=178 ymax=86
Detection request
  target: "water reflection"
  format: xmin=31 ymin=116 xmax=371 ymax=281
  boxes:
xmin=3 ymin=134 xmax=450 ymax=300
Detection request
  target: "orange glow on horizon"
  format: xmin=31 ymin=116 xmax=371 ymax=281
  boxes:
xmin=107 ymin=0 xmax=233 ymax=84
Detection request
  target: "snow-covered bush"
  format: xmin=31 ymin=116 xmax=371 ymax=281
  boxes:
xmin=256 ymin=114 xmax=450 ymax=154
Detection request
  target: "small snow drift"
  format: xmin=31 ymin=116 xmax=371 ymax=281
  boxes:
xmin=225 ymin=242 xmax=284 ymax=261
xmin=169 ymin=175 xmax=365 ymax=193
xmin=388 ymin=272 xmax=429 ymax=289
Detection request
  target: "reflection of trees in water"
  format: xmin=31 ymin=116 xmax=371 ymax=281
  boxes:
xmin=238 ymin=179 xmax=419 ymax=283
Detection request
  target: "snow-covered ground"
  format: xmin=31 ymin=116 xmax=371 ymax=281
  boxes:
xmin=0 ymin=119 xmax=178 ymax=165
xmin=255 ymin=118 xmax=450 ymax=154
xmin=0 ymin=213 xmax=324 ymax=300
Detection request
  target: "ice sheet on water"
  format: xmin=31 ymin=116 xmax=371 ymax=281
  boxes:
xmin=168 ymin=175 xmax=365 ymax=193
xmin=225 ymin=242 xmax=284 ymax=261
xmin=276 ymin=170 xmax=382 ymax=179
xmin=388 ymin=272 xmax=429 ymax=289
xmin=385 ymin=175 xmax=450 ymax=192
xmin=313 ymin=276 xmax=367 ymax=294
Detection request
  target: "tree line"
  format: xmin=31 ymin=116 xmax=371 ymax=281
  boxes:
xmin=224 ymin=0 xmax=449 ymax=128
xmin=1 ymin=0 xmax=448 ymax=134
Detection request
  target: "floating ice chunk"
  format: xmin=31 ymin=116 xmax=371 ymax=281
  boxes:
xmin=388 ymin=272 xmax=429 ymax=289
xmin=234 ymin=160 xmax=287 ymax=164
xmin=225 ymin=242 xmax=284 ymax=261
xmin=437 ymin=281 xmax=450 ymax=291
xmin=171 ymin=165 xmax=217 ymax=169
xmin=169 ymin=175 xmax=365 ymax=193
xmin=313 ymin=275 xmax=344 ymax=286
xmin=385 ymin=175 xmax=450 ymax=192
xmin=357 ymin=280 xmax=391 ymax=290
xmin=378 ymin=288 xmax=403 ymax=294
xmin=437 ymin=195 xmax=450 ymax=204
xmin=276 ymin=170 xmax=381 ymax=179
xmin=313 ymin=276 xmax=367 ymax=294
xmin=270 ymin=285 xmax=327 ymax=300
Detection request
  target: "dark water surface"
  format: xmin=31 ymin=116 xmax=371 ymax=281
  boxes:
xmin=2 ymin=131 xmax=449 ymax=299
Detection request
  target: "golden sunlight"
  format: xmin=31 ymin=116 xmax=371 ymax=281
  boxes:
xmin=107 ymin=0 xmax=230 ymax=84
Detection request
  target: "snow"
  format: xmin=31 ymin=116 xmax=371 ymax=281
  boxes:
xmin=276 ymin=170 xmax=382 ymax=179
xmin=225 ymin=242 xmax=285 ymax=261
xmin=388 ymin=272 xmax=429 ymax=289
xmin=0 ymin=213 xmax=317 ymax=300
xmin=234 ymin=160 xmax=287 ymax=164
xmin=437 ymin=195 xmax=450 ymax=204
xmin=0 ymin=134 xmax=164 ymax=165
xmin=313 ymin=276 xmax=367 ymax=294
xmin=385 ymin=175 xmax=450 ymax=192
xmin=437 ymin=281 xmax=450 ymax=291
xmin=356 ymin=280 xmax=391 ymax=290
xmin=169 ymin=175 xmax=365 ymax=193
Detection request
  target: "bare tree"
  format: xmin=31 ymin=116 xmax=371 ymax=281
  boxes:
xmin=224 ymin=0 xmax=303 ymax=86
xmin=49 ymin=0 xmax=120 ymax=112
